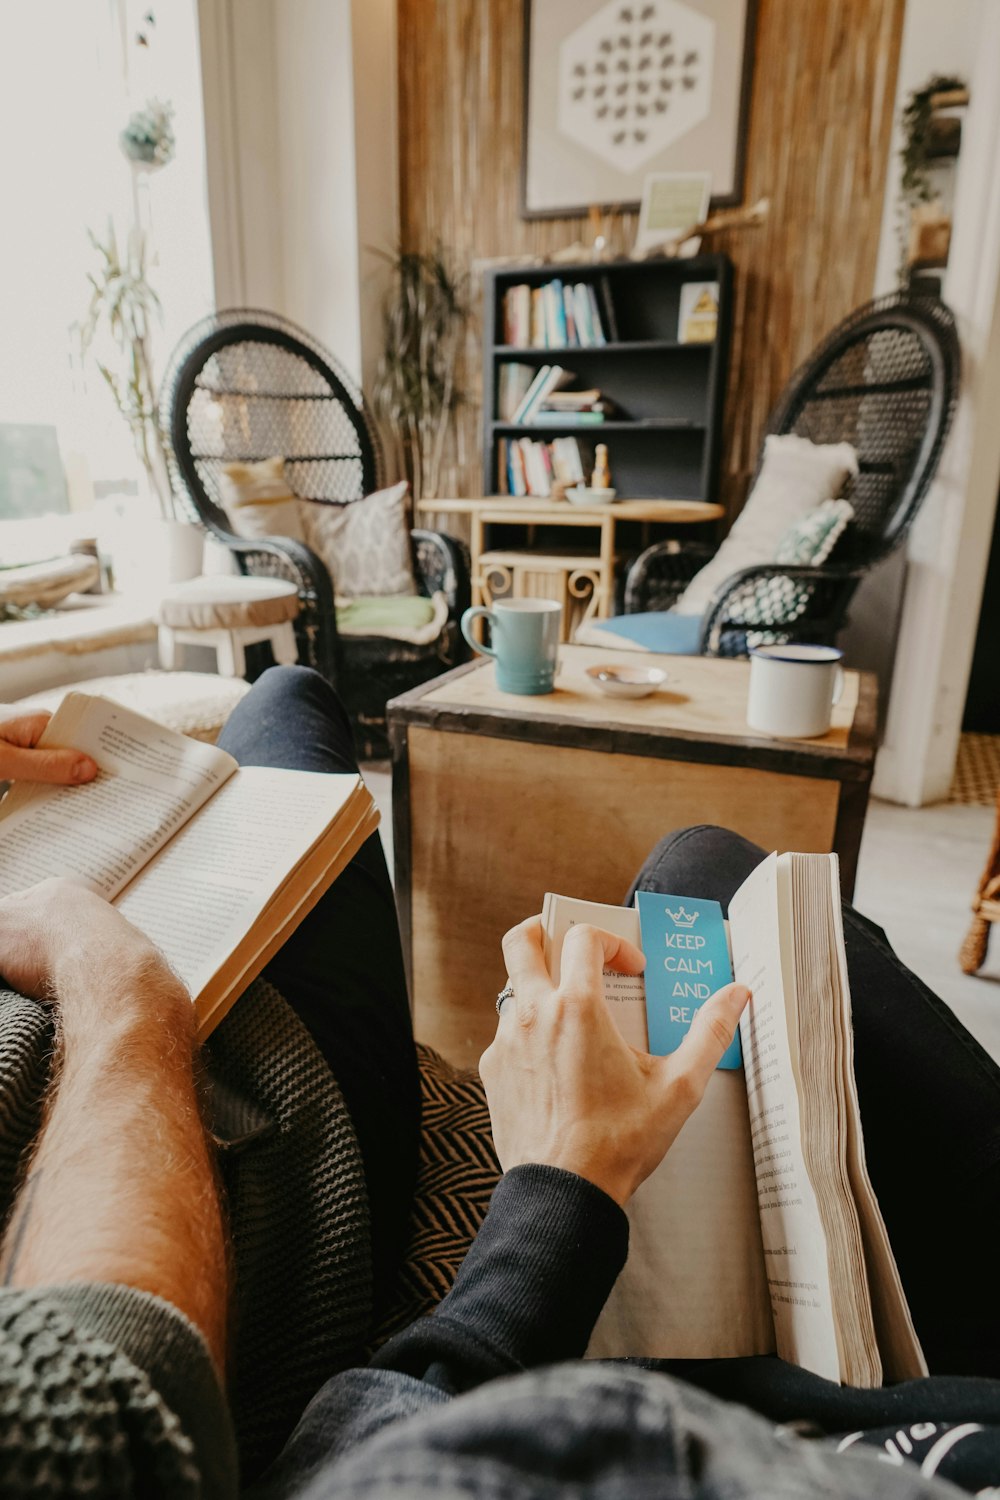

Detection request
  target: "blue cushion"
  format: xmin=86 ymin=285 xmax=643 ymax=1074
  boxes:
xmin=591 ymin=611 xmax=705 ymax=655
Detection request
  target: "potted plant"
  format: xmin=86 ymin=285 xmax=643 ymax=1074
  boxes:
xmin=897 ymin=74 xmax=967 ymax=280
xmin=78 ymin=224 xmax=201 ymax=585
xmin=372 ymin=245 xmax=470 ymax=504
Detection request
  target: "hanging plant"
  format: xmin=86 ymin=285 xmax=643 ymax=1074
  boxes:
xmin=372 ymin=245 xmax=470 ymax=504
xmin=120 ymin=98 xmax=175 ymax=170
xmin=896 ymin=74 xmax=965 ymax=279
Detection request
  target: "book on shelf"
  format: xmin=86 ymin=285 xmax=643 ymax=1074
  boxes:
xmin=509 ymin=365 xmax=575 ymax=424
xmin=542 ymin=851 xmax=926 ymax=1387
xmin=539 ymin=388 xmax=602 ymax=409
xmin=598 ymin=274 xmax=620 ymax=341
xmin=498 ymin=434 xmax=587 ymax=496
xmin=678 ymin=280 xmax=719 ymax=344
xmin=502 ymin=280 xmax=608 ymax=349
xmin=529 ymin=411 xmax=606 ymax=426
xmin=0 ymin=693 xmax=377 ymax=1039
xmin=497 ymin=363 xmax=536 ymax=422
xmin=502 ymin=283 xmax=532 ymax=345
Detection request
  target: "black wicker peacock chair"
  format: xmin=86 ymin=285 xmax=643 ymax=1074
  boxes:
xmin=159 ymin=309 xmax=470 ymax=756
xmin=624 ymin=292 xmax=961 ymax=656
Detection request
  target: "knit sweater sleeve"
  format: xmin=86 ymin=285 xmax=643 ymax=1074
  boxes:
xmin=0 ymin=1284 xmax=237 ymax=1500
xmin=371 ymin=1164 xmax=629 ymax=1394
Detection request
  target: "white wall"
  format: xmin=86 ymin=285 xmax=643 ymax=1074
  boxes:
xmin=838 ymin=0 xmax=981 ymax=712
xmin=873 ymin=0 xmax=1000 ymax=804
xmin=197 ymin=0 xmax=398 ymax=389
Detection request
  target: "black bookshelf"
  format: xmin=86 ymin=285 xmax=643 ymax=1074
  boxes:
xmin=482 ymin=254 xmax=732 ymax=502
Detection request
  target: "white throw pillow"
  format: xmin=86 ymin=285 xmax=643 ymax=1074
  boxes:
xmin=301 ymin=481 xmax=416 ymax=598
xmin=673 ymin=434 xmax=858 ymax=616
xmin=217 ymin=457 xmax=306 ymax=543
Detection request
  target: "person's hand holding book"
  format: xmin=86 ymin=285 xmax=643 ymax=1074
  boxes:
xmin=0 ymin=711 xmax=97 ymax=785
xmin=480 ymin=916 xmax=749 ymax=1208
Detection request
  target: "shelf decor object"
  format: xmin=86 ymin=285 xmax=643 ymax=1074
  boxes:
xmin=522 ymin=0 xmax=756 ymax=219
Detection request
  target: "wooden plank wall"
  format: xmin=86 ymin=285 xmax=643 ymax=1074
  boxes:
xmin=396 ymin=0 xmax=906 ymax=517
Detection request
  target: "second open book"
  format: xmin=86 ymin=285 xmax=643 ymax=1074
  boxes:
xmin=0 ymin=693 xmax=378 ymax=1038
xmin=543 ymin=853 xmax=926 ymax=1387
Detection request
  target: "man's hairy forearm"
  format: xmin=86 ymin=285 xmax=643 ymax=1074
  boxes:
xmin=0 ymin=953 xmax=228 ymax=1372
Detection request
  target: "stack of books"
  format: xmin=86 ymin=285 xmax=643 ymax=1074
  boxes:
xmin=497 ymin=435 xmax=588 ymax=498
xmin=502 ymin=278 xmax=615 ymax=348
xmin=497 ymin=365 xmax=612 ymax=426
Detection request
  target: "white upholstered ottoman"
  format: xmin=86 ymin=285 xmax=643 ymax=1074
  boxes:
xmin=13 ymin=671 xmax=251 ymax=744
xmin=157 ymin=576 xmax=300 ymax=678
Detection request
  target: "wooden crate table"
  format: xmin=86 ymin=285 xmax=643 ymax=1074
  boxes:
xmin=388 ymin=646 xmax=877 ymax=1069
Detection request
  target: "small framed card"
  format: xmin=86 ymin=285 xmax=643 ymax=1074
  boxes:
xmin=678 ymin=280 xmax=720 ymax=343
xmin=634 ymin=171 xmax=712 ymax=255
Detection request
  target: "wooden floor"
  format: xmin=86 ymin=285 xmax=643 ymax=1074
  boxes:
xmin=364 ymin=765 xmax=1000 ymax=1068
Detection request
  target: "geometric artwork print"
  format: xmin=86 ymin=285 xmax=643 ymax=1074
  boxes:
xmin=558 ymin=1 xmax=715 ymax=173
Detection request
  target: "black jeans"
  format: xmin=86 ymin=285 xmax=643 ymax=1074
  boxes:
xmin=218 ymin=667 xmax=419 ymax=1317
xmin=220 ymin=668 xmax=1000 ymax=1377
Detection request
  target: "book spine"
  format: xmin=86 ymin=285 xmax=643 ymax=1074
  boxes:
xmin=587 ymin=284 xmax=607 ymax=345
xmin=522 ymin=364 xmax=564 ymax=424
xmin=563 ymin=285 xmax=578 ymax=347
xmin=551 ymin=280 xmax=568 ymax=346
xmin=574 ymin=284 xmax=593 ymax=347
xmin=569 ymin=438 xmax=585 ymax=483
xmin=497 ymin=437 xmax=509 ymax=494
xmin=543 ymin=284 xmax=559 ymax=348
xmin=599 ymin=275 xmax=619 ymax=341
xmin=512 ymin=364 xmax=551 ymax=423
xmin=510 ymin=440 xmax=528 ymax=495
xmin=531 ymin=288 xmax=545 ymax=348
xmin=529 ymin=412 xmax=606 ymax=426
xmin=539 ymin=441 xmax=555 ymax=495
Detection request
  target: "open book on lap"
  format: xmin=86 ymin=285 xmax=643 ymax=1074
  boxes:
xmin=543 ymin=853 xmax=926 ymax=1387
xmin=0 ymin=693 xmax=377 ymax=1037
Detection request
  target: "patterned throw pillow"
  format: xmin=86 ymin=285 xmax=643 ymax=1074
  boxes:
xmin=218 ymin=457 xmax=306 ymax=542
xmin=216 ymin=459 xmax=416 ymax=599
xmin=728 ymin=499 xmax=854 ymax=629
xmin=301 ymin=481 xmax=416 ymax=598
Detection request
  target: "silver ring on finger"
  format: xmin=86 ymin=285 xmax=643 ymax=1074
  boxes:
xmin=496 ymin=982 xmax=515 ymax=1015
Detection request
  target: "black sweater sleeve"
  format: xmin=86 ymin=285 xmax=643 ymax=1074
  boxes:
xmin=371 ymin=1164 xmax=629 ymax=1394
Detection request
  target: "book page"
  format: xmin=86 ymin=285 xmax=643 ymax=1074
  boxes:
xmin=729 ymin=854 xmax=842 ymax=1382
xmin=826 ymin=868 xmax=927 ymax=1381
xmin=114 ymin=766 xmax=365 ymax=1000
xmin=0 ymin=694 xmax=236 ymax=901
xmin=542 ymin=894 xmax=773 ymax=1360
xmin=589 ymin=1070 xmax=773 ymax=1358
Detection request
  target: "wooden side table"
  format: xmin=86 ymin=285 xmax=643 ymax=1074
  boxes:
xmin=417 ymin=496 xmax=723 ymax=628
xmin=389 ymin=647 xmax=878 ymax=1068
xmin=477 ymin=548 xmax=621 ymax=640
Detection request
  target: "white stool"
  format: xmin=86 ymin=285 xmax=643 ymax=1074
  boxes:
xmin=157 ymin=576 xmax=300 ymax=678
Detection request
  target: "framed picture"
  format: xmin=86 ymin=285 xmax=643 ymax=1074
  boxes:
xmin=521 ymin=0 xmax=756 ymax=220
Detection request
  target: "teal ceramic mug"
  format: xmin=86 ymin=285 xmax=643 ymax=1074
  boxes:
xmin=460 ymin=599 xmax=561 ymax=695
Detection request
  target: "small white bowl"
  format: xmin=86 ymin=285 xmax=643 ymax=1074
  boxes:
xmin=586 ymin=662 xmax=666 ymax=698
xmin=567 ymin=486 xmax=617 ymax=506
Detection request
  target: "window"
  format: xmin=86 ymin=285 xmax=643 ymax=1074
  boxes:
xmin=0 ymin=0 xmax=214 ymax=544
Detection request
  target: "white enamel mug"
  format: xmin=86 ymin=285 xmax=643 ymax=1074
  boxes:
xmin=746 ymin=644 xmax=844 ymax=739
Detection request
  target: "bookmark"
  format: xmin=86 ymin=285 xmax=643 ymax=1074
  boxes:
xmin=635 ymin=891 xmax=742 ymax=1070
